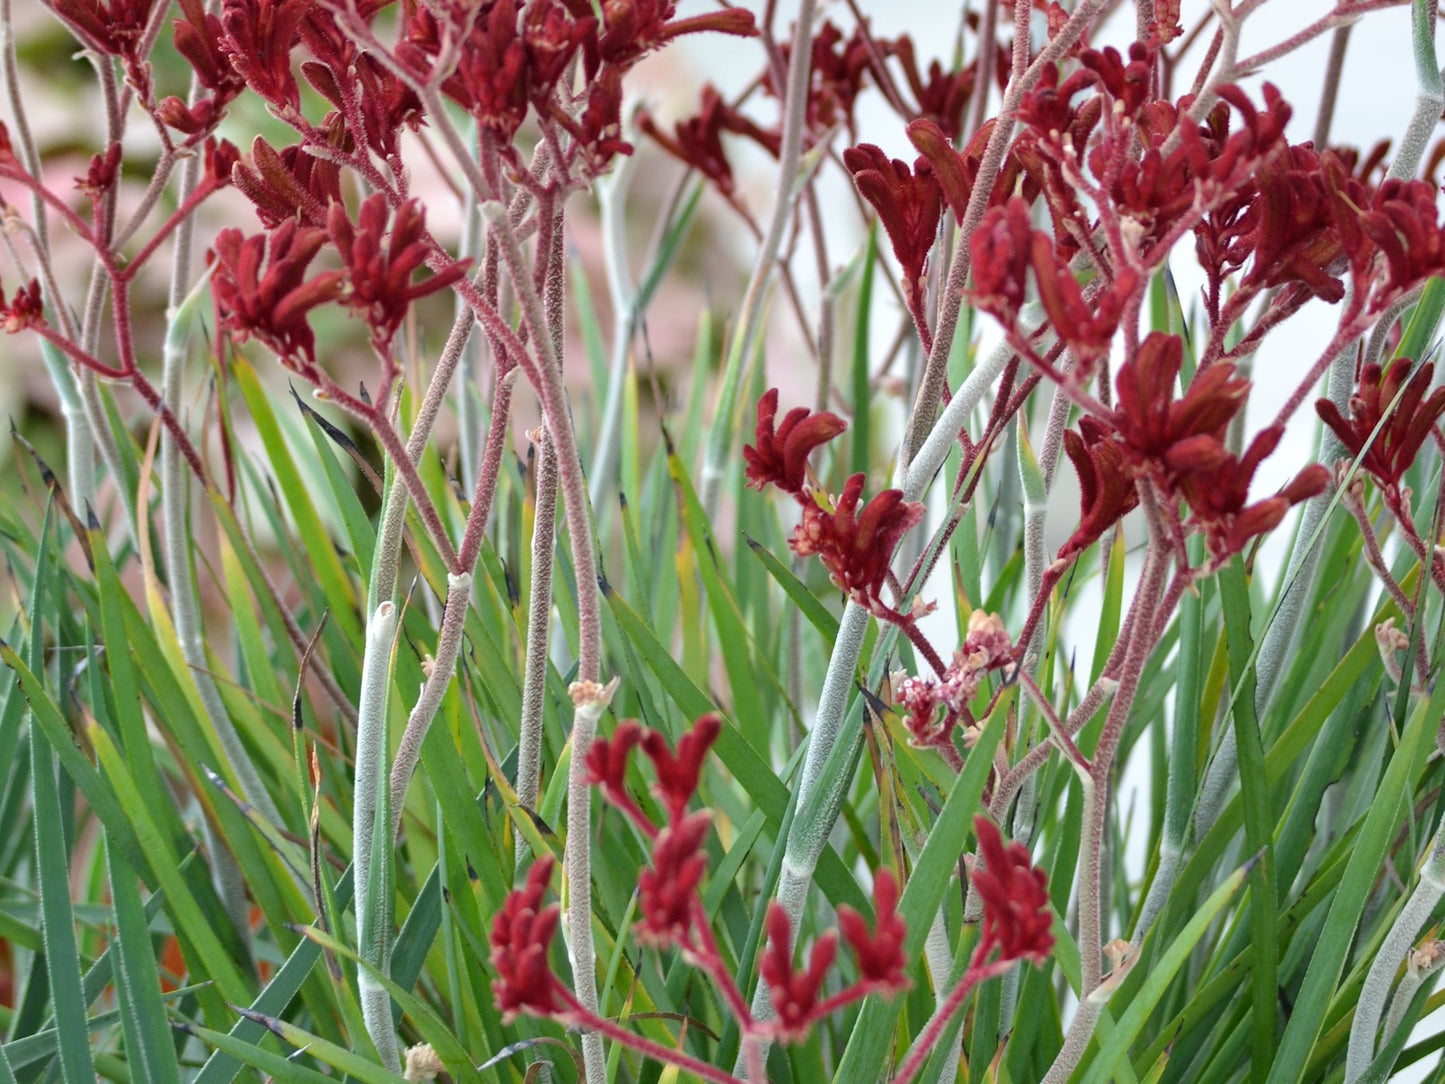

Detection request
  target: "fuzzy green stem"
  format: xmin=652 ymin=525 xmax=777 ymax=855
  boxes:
xmin=516 ymin=428 xmax=558 ymax=859
xmin=565 ymin=679 xmax=617 ymax=1082
xmin=589 ymin=148 xmax=639 ymax=509
xmin=388 ymin=572 xmax=474 ymax=835
xmin=1345 ymin=822 xmax=1445 ymax=1081
xmin=1385 ymin=943 xmax=1445 ymax=1042
xmin=353 ymin=601 xmax=400 ymax=1072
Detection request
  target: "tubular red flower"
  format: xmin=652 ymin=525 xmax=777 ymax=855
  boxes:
xmin=843 ymin=144 xmax=943 ymax=301
xmin=585 ymin=719 xmax=653 ymax=833
xmin=218 ymin=0 xmax=309 ymax=114
xmin=210 ymin=220 xmax=344 ymax=367
xmin=636 ymin=810 xmax=711 ymax=946
xmin=0 ymin=279 xmax=45 ymax=333
xmin=328 ymin=195 xmax=470 ymax=354
xmin=969 ymin=197 xmax=1035 ymax=327
xmin=743 ymin=388 xmax=847 ymax=500
xmin=972 ymin=816 xmax=1053 ymax=964
xmin=640 ymin=713 xmax=721 ymax=824
xmin=490 ymin=858 xmax=567 ymax=1022
xmin=50 ymin=0 xmax=154 ymax=59
xmin=1316 ymin=360 xmax=1445 ymax=492
xmin=838 ymin=869 xmax=909 ymax=992
xmin=790 ymin=474 xmax=924 ymax=613
xmin=760 ymin=903 xmax=839 ymax=1042
xmin=1113 ymin=332 xmax=1249 ymax=486
xmin=1059 ymin=418 xmax=1139 ymax=563
xmin=1174 ymin=426 xmax=1330 ymax=560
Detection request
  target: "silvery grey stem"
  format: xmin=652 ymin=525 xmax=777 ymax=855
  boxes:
xmin=354 ymin=601 xmax=401 ymax=1072
xmin=516 ymin=429 xmax=559 ymax=859
xmin=699 ymin=0 xmax=817 ymax=521
xmin=1385 ymin=943 xmax=1445 ymax=1044
xmin=388 ymin=572 xmax=474 ymax=836
xmin=1345 ymin=821 xmax=1445 ymax=1081
xmin=564 ymin=679 xmax=617 ymax=1084
xmin=589 ymin=150 xmax=638 ymax=508
xmin=1386 ymin=0 xmax=1442 ymax=185
xmin=1340 ymin=820 xmax=1445 ymax=1081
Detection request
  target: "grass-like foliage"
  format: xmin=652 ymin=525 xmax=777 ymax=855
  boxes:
xmin=5 ymin=0 xmax=1445 ymax=1081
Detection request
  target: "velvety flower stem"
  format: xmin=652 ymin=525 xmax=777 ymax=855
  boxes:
xmin=483 ymin=201 xmax=603 ymax=684
xmin=565 ymin=679 xmax=618 ymax=1083
xmin=892 ymin=953 xmax=1017 ymax=1084
xmin=515 ymin=428 xmax=558 ymax=858
xmin=589 ymin=146 xmax=639 ymax=508
xmin=388 ymin=571 xmax=473 ymax=836
xmin=1039 ymin=983 xmax=1107 ymax=1084
xmin=1346 ymin=820 xmax=1445 ymax=1081
xmin=1388 ymin=0 xmax=1441 ymax=184
xmin=353 ymin=601 xmax=400 ymax=1072
xmin=1313 ymin=24 xmax=1354 ymax=149
xmin=699 ymin=0 xmax=816 ymax=522
xmin=556 ymin=993 xmax=746 ymax=1084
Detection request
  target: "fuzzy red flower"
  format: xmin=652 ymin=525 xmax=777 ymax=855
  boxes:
xmin=1317 ymin=360 xmax=1445 ymax=492
xmin=585 ymin=719 xmax=652 ymax=833
xmin=558 ymin=66 xmax=633 ymax=173
xmin=760 ymin=903 xmax=838 ymax=1042
xmin=969 ymin=197 xmax=1035 ymax=327
xmin=328 ymin=195 xmax=469 ymax=353
xmin=0 ymin=279 xmax=45 ymax=333
xmin=640 ymin=85 xmax=779 ymax=197
xmin=572 ymin=0 xmax=756 ymax=78
xmin=233 ymin=134 xmax=344 ymax=229
xmin=790 ymin=474 xmax=924 ymax=612
xmin=640 ymin=713 xmax=721 ymax=824
xmin=74 ymin=143 xmax=122 ymax=200
xmin=210 ymin=220 xmax=345 ymax=367
xmin=636 ymin=810 xmax=711 ymax=946
xmin=1358 ymin=179 xmax=1445 ymax=307
xmin=888 ymin=36 xmax=975 ymax=140
xmin=838 ymin=869 xmax=909 ymax=991
xmin=50 ymin=0 xmax=153 ymax=59
xmin=1059 ymin=417 xmax=1140 ymax=562
xmin=490 ymin=857 xmax=566 ymax=1021
xmin=972 ymin=816 xmax=1053 ymax=964
xmin=766 ymin=20 xmax=871 ymax=140
xmin=1032 ymin=234 xmax=1136 ymax=365
xmin=218 ymin=0 xmax=308 ymax=115
xmin=743 ymin=388 xmax=847 ymax=500
xmin=1113 ymin=333 xmax=1249 ymax=485
xmin=844 ymin=145 xmax=943 ymax=302
xmin=907 ymin=117 xmax=996 ymax=224
xmin=1174 ymin=427 xmax=1329 ymax=560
